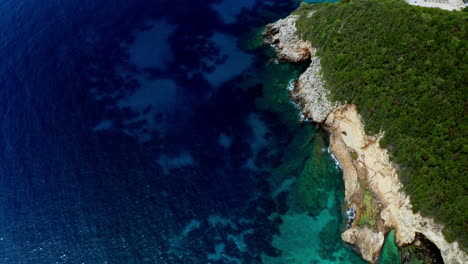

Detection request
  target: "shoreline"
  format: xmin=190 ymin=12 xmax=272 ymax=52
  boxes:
xmin=263 ymin=14 xmax=467 ymax=264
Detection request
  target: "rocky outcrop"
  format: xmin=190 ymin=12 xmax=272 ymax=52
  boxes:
xmin=264 ymin=16 xmax=338 ymax=123
xmin=264 ymin=15 xmax=311 ymax=63
xmin=326 ymin=105 xmax=467 ymax=264
xmin=264 ymin=14 xmax=468 ymax=264
xmin=342 ymin=227 xmax=385 ymax=263
xmin=291 ymin=57 xmax=338 ymax=123
xmin=326 ymin=105 xmax=389 ymax=263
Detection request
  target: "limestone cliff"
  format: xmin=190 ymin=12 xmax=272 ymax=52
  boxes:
xmin=264 ymin=15 xmax=337 ymax=123
xmin=264 ymin=14 xmax=468 ymax=264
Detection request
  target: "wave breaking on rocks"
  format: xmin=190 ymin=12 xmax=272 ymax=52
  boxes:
xmin=263 ymin=13 xmax=467 ymax=264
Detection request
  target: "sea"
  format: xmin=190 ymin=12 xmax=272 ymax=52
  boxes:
xmin=0 ymin=0 xmax=399 ymax=263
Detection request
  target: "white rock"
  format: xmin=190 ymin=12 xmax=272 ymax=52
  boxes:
xmin=263 ymin=15 xmax=312 ymax=63
xmin=265 ymin=14 xmax=468 ymax=264
xmin=264 ymin=15 xmax=338 ymax=123
xmin=342 ymin=227 xmax=384 ymax=263
xmin=291 ymin=57 xmax=338 ymax=123
xmin=326 ymin=105 xmax=467 ymax=264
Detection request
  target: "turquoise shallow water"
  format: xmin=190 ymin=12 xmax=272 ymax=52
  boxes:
xmin=379 ymin=230 xmax=401 ymax=264
xmin=243 ymin=15 xmax=401 ymax=264
xmin=240 ymin=38 xmax=370 ymax=263
xmin=0 ymin=0 xmax=401 ymax=263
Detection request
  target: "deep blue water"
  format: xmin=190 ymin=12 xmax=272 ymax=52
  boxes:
xmin=0 ymin=0 xmax=369 ymax=263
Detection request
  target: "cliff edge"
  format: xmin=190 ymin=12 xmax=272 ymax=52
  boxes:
xmin=264 ymin=14 xmax=467 ymax=264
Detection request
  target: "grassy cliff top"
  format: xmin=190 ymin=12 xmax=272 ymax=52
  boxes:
xmin=293 ymin=0 xmax=467 ymax=249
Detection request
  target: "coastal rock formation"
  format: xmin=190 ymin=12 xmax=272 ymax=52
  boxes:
xmin=264 ymin=15 xmax=311 ymax=63
xmin=326 ymin=105 xmax=467 ymax=264
xmin=264 ymin=14 xmax=468 ymax=264
xmin=264 ymin=16 xmax=338 ymax=123
xmin=342 ymin=227 xmax=385 ymax=263
xmin=291 ymin=57 xmax=338 ymax=123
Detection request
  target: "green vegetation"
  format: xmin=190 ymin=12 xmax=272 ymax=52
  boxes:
xmin=293 ymin=0 xmax=467 ymax=248
xmin=357 ymin=186 xmax=378 ymax=230
xmin=400 ymin=234 xmax=444 ymax=264
xmin=401 ymin=245 xmax=435 ymax=264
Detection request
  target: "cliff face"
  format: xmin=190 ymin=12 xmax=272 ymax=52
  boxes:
xmin=264 ymin=15 xmax=337 ymax=123
xmin=326 ymin=104 xmax=468 ymax=264
xmin=264 ymin=14 xmax=468 ymax=264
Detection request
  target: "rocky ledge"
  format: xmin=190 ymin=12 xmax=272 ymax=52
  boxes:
xmin=264 ymin=14 xmax=468 ymax=264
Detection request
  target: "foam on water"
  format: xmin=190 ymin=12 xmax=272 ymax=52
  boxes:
xmin=328 ymin=147 xmax=341 ymax=169
xmin=286 ymin=78 xmax=295 ymax=91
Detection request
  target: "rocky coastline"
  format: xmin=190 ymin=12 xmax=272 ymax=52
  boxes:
xmin=263 ymin=14 xmax=467 ymax=264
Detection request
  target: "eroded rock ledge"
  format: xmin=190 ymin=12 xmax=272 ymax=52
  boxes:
xmin=264 ymin=14 xmax=467 ymax=264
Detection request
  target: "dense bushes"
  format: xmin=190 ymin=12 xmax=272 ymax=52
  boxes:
xmin=293 ymin=0 xmax=467 ymax=248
